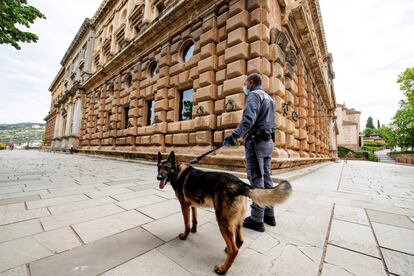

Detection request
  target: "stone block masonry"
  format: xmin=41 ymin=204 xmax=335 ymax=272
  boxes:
xmin=44 ymin=0 xmax=338 ymax=170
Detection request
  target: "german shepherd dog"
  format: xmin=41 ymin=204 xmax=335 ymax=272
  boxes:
xmin=157 ymin=151 xmax=292 ymax=275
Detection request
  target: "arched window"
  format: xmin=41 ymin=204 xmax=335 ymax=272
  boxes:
xmin=181 ymin=41 xmax=195 ymax=63
xmin=148 ymin=61 xmax=157 ymax=78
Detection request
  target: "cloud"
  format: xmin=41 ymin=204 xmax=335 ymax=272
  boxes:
xmin=320 ymin=0 xmax=414 ymax=128
xmin=1 ymin=0 xmax=413 ymax=128
xmin=0 ymin=0 xmax=101 ymax=124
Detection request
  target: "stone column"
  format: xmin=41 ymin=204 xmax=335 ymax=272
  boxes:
xmin=71 ymin=98 xmax=82 ymax=135
xmin=297 ymin=59 xmax=309 ymax=158
xmin=113 ymin=75 xmax=122 ymax=149
xmin=53 ymin=112 xmax=59 ymax=138
xmin=194 ymin=12 xmax=218 ymax=148
xmin=221 ymin=1 xmax=251 ymax=153
xmin=269 ymin=30 xmax=287 ymax=158
xmin=306 ymin=79 xmax=316 ymax=157
xmin=212 ymin=4 xmax=229 ymax=147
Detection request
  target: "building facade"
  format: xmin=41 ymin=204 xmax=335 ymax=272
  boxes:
xmin=335 ymin=103 xmax=361 ymax=151
xmin=44 ymin=0 xmax=337 ymax=170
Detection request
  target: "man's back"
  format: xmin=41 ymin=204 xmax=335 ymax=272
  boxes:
xmin=250 ymin=89 xmax=275 ymax=132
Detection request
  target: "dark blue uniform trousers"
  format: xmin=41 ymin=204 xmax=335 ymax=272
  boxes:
xmin=245 ymin=138 xmax=275 ymax=223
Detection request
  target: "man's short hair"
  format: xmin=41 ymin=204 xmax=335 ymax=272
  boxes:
xmin=246 ymin=73 xmax=262 ymax=86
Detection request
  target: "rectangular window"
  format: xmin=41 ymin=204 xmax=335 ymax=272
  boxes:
xmin=123 ymin=106 xmax=130 ymax=129
xmin=179 ymin=88 xmax=193 ymax=121
xmin=146 ymin=100 xmax=155 ymax=125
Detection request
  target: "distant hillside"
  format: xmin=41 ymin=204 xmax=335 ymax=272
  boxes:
xmin=0 ymin=122 xmax=45 ymax=130
xmin=0 ymin=122 xmax=45 ymax=145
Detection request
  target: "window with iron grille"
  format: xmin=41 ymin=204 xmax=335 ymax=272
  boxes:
xmin=179 ymin=88 xmax=193 ymax=121
xmin=146 ymin=100 xmax=155 ymax=125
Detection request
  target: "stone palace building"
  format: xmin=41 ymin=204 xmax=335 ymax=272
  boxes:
xmin=43 ymin=0 xmax=338 ymax=170
xmin=335 ymin=103 xmax=361 ymax=151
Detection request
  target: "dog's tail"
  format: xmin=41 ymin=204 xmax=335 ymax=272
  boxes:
xmin=244 ymin=180 xmax=292 ymax=207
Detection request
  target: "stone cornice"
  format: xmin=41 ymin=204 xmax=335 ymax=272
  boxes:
xmin=43 ymin=109 xmax=57 ymax=121
xmin=308 ymin=0 xmax=328 ymax=59
xmin=289 ymin=4 xmax=332 ymax=109
xmin=91 ymin=0 xmax=118 ymax=26
xmin=48 ymin=67 xmax=64 ymax=92
xmin=346 ymin=110 xmax=361 ymax=115
xmin=60 ymin=18 xmax=92 ymax=66
xmin=82 ymin=0 xmax=220 ymax=90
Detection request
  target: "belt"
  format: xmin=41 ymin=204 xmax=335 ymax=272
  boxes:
xmin=250 ymin=129 xmax=275 ymax=143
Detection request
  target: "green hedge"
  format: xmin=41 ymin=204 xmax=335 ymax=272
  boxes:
xmin=363 ymin=141 xmax=382 ymax=147
xmin=362 ymin=146 xmax=382 ymax=152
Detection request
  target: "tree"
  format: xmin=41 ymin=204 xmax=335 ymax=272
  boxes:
xmin=0 ymin=0 xmax=46 ymax=50
xmin=392 ymin=67 xmax=414 ymax=151
xmin=397 ymin=67 xmax=414 ymax=106
xmin=363 ymin=127 xmax=376 ymax=138
xmin=393 ymin=105 xmax=414 ymax=150
xmin=377 ymin=119 xmax=380 ymax=129
xmin=377 ymin=126 xmax=396 ymax=149
xmin=366 ymin=116 xmax=375 ymax=129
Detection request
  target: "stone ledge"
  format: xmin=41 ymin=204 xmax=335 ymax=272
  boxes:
xmin=75 ymin=148 xmax=332 ymax=172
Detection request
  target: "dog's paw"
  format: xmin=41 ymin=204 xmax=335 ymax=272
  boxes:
xmin=191 ymin=226 xmax=197 ymax=233
xmin=178 ymin=233 xmax=187 ymax=240
xmin=214 ymin=264 xmax=227 ymax=275
xmin=236 ymin=240 xmax=244 ymax=248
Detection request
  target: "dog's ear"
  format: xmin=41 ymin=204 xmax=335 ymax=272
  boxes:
xmin=157 ymin=152 xmax=162 ymax=164
xmin=168 ymin=151 xmax=175 ymax=164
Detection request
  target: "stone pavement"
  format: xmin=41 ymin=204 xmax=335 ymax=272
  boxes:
xmin=375 ymin=149 xmax=413 ymax=167
xmin=375 ymin=149 xmax=397 ymax=165
xmin=0 ymin=150 xmax=413 ymax=276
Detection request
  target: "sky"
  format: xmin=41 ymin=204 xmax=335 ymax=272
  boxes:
xmin=320 ymin=0 xmax=414 ymax=128
xmin=0 ymin=0 xmax=413 ymax=128
xmin=0 ymin=0 xmax=101 ymax=124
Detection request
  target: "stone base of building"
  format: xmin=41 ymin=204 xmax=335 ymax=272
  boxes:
xmin=51 ymin=136 xmax=80 ymax=151
xmin=76 ymin=147 xmax=332 ymax=172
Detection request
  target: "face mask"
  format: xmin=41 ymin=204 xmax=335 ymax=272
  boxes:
xmin=243 ymin=85 xmax=250 ymax=96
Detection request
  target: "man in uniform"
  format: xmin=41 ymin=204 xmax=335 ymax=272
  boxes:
xmin=223 ymin=73 xmax=276 ymax=232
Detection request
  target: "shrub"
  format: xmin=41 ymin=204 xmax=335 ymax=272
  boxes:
xmin=0 ymin=143 xmax=6 ymax=150
xmin=367 ymin=151 xmax=378 ymax=162
xmin=338 ymin=146 xmax=352 ymax=157
xmin=354 ymin=152 xmax=362 ymax=158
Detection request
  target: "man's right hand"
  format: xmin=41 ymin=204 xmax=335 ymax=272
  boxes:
xmin=223 ymin=134 xmax=237 ymax=146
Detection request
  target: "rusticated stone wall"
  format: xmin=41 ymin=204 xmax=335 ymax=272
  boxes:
xmin=46 ymin=0 xmax=337 ymax=170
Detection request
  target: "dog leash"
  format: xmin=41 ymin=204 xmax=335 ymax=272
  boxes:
xmin=189 ymin=145 xmax=223 ymax=165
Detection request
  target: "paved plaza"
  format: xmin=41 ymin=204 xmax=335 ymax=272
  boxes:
xmin=0 ymin=151 xmax=413 ymax=276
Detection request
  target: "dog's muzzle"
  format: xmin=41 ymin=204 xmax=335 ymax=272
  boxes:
xmin=157 ymin=175 xmax=168 ymax=189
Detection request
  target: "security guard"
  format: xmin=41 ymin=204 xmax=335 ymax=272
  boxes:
xmin=223 ymin=73 xmax=276 ymax=232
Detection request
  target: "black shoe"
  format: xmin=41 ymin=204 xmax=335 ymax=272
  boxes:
xmin=264 ymin=215 xmax=276 ymax=226
xmin=243 ymin=217 xmax=265 ymax=232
